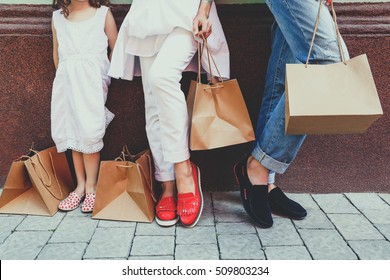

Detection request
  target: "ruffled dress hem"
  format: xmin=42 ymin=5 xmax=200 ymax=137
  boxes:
xmin=55 ymin=110 xmax=115 ymax=154
xmin=56 ymin=140 xmax=104 ymax=154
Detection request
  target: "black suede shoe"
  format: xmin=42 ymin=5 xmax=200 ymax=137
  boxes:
xmin=268 ymin=187 xmax=307 ymax=220
xmin=234 ymin=158 xmax=273 ymax=228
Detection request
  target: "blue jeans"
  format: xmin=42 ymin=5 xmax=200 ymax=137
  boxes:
xmin=253 ymin=0 xmax=349 ymax=184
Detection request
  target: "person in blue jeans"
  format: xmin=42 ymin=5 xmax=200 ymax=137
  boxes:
xmin=234 ymin=0 xmax=349 ymax=228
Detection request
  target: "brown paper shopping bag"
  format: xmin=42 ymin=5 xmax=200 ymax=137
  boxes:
xmin=285 ymin=1 xmax=383 ymax=135
xmin=0 ymin=155 xmax=36 ymax=215
xmin=0 ymin=147 xmax=73 ymax=216
xmin=92 ymin=148 xmax=157 ymax=222
xmin=187 ymin=38 xmax=255 ymax=150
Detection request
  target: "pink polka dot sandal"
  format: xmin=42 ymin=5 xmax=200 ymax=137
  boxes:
xmin=81 ymin=193 xmax=96 ymax=213
xmin=58 ymin=192 xmax=85 ymax=211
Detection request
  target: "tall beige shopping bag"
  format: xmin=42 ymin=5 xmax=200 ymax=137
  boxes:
xmin=187 ymin=38 xmax=255 ymax=150
xmin=92 ymin=148 xmax=157 ymax=222
xmin=285 ymin=1 xmax=383 ymax=135
xmin=0 ymin=147 xmax=73 ymax=216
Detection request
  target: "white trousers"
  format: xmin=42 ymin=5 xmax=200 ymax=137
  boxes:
xmin=140 ymin=28 xmax=198 ymax=182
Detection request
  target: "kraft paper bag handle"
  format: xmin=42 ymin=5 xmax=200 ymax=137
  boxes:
xmin=15 ymin=155 xmax=31 ymax=162
xmin=28 ymin=149 xmax=64 ymax=200
xmin=120 ymin=145 xmax=148 ymax=163
xmin=115 ymin=151 xmax=128 ymax=162
xmin=122 ymin=145 xmax=137 ymax=162
xmin=196 ymin=35 xmax=224 ymax=88
xmin=116 ymin=157 xmax=156 ymax=203
xmin=197 ymin=37 xmax=216 ymax=83
xmin=115 ymin=146 xmax=140 ymax=163
xmin=202 ymin=34 xmax=224 ymax=82
xmin=14 ymin=143 xmax=36 ymax=162
xmin=137 ymin=155 xmax=157 ymax=203
xmin=306 ymin=0 xmax=346 ymax=67
xmin=115 ymin=148 xmax=156 ymax=203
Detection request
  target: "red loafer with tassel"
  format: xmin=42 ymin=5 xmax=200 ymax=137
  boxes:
xmin=177 ymin=162 xmax=203 ymax=227
xmin=155 ymin=196 xmax=179 ymax=227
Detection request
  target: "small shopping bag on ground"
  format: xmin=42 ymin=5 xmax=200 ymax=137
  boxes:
xmin=285 ymin=2 xmax=383 ymax=135
xmin=0 ymin=155 xmax=35 ymax=215
xmin=92 ymin=148 xmax=157 ymax=222
xmin=0 ymin=147 xmax=73 ymax=216
xmin=187 ymin=38 xmax=255 ymax=150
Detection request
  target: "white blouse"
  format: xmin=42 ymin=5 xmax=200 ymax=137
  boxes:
xmin=109 ymin=0 xmax=230 ymax=80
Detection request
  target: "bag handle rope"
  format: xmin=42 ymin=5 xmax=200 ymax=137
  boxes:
xmin=28 ymin=149 xmax=64 ymax=200
xmin=14 ymin=143 xmax=35 ymax=162
xmin=196 ymin=34 xmax=224 ymax=88
xmin=306 ymin=0 xmax=346 ymax=67
xmin=15 ymin=155 xmax=31 ymax=162
xmin=137 ymin=153 xmax=157 ymax=203
xmin=115 ymin=146 xmax=156 ymax=203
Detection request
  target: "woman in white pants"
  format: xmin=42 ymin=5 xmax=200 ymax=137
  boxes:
xmin=109 ymin=0 xmax=230 ymax=227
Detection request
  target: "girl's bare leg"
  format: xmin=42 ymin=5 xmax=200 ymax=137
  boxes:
xmin=72 ymin=151 xmax=86 ymax=196
xmin=83 ymin=152 xmax=100 ymax=194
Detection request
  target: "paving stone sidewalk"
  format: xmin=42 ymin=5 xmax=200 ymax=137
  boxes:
xmin=0 ymin=191 xmax=389 ymax=260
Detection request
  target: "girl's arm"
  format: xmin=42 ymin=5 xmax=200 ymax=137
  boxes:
xmin=104 ymin=9 xmax=118 ymax=61
xmin=52 ymin=20 xmax=59 ymax=69
xmin=193 ymin=0 xmax=213 ymax=38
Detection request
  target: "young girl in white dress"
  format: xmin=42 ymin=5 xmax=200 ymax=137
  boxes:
xmin=51 ymin=0 xmax=118 ymax=212
xmin=109 ymin=0 xmax=230 ymax=227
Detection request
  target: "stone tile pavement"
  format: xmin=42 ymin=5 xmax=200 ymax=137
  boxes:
xmin=0 ymin=190 xmax=390 ymax=260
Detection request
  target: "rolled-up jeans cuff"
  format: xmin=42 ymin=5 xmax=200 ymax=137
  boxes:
xmin=268 ymin=172 xmax=276 ymax=184
xmin=252 ymin=144 xmax=289 ymax=174
xmin=155 ymin=171 xmax=175 ymax=182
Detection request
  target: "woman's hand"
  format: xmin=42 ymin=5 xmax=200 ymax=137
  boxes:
xmin=193 ymin=15 xmax=212 ymax=39
xmin=193 ymin=0 xmax=213 ymax=39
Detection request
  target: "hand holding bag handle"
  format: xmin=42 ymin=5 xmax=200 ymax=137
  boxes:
xmin=306 ymin=0 xmax=346 ymax=67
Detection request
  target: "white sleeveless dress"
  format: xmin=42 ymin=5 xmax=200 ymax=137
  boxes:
xmin=51 ymin=6 xmax=114 ymax=154
xmin=108 ymin=0 xmax=230 ymax=80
